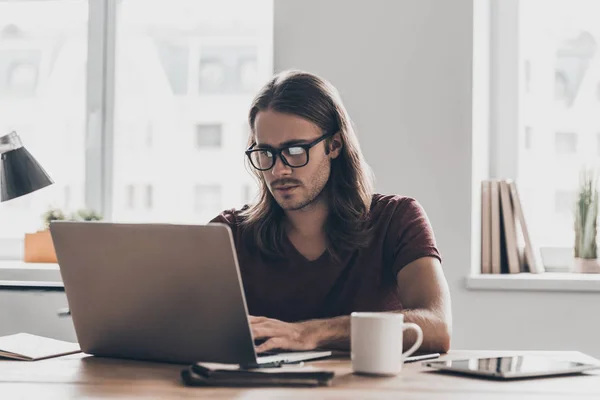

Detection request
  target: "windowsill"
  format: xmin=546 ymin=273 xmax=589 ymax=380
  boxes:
xmin=3 ymin=260 xmax=600 ymax=292
xmin=0 ymin=260 xmax=63 ymax=289
xmin=466 ymin=273 xmax=600 ymax=293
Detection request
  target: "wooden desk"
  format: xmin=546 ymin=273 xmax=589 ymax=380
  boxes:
xmin=1 ymin=350 xmax=599 ymax=399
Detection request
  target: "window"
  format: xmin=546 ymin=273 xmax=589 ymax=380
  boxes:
xmin=198 ymin=58 xmax=227 ymax=93
xmin=6 ymin=60 xmax=38 ymax=95
xmin=194 ymin=184 xmax=222 ymax=215
xmin=198 ymin=46 xmax=260 ymax=94
xmin=0 ymin=0 xmax=272 ymax=258
xmin=126 ymin=185 xmax=135 ymax=209
xmin=195 ymin=124 xmax=222 ymax=148
xmin=0 ymin=0 xmax=87 ymax=244
xmin=238 ymin=56 xmax=259 ymax=91
xmin=2 ymin=24 xmax=22 ymax=38
xmin=111 ymin=0 xmax=272 ymax=225
xmin=145 ymin=185 xmax=153 ymax=209
xmin=523 ymin=59 xmax=531 ymax=93
xmin=554 ymin=132 xmax=578 ymax=154
xmin=554 ymin=32 xmax=596 ymax=108
xmin=64 ymin=186 xmax=71 ymax=210
xmin=491 ymin=0 xmax=600 ymax=248
xmin=524 ymin=126 xmax=533 ymax=150
xmin=554 ymin=71 xmax=569 ymax=104
xmin=154 ymin=39 xmax=189 ymax=95
xmin=0 ymin=50 xmax=41 ymax=97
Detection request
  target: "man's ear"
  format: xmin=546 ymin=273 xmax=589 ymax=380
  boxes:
xmin=328 ymin=132 xmax=343 ymax=159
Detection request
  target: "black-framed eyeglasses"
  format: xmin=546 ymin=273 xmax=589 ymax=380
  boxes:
xmin=245 ymin=132 xmax=333 ymax=171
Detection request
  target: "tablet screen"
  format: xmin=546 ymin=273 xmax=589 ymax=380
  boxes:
xmin=425 ymin=355 xmax=599 ymax=379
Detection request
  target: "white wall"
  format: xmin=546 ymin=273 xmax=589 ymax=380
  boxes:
xmin=275 ymin=0 xmax=600 ymax=357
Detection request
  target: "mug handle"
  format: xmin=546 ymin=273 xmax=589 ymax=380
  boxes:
xmin=401 ymin=323 xmax=423 ymax=360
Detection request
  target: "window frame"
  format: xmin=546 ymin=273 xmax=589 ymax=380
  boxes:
xmin=488 ymin=0 xmax=584 ymax=269
xmin=489 ymin=0 xmax=520 ymax=182
xmin=0 ymin=0 xmax=115 ymax=260
xmin=1 ymin=0 xmax=273 ymax=261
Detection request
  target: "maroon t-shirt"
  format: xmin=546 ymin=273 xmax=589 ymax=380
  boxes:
xmin=210 ymin=194 xmax=441 ymax=322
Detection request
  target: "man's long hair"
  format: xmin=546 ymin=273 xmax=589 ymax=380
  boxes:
xmin=240 ymin=70 xmax=374 ymax=261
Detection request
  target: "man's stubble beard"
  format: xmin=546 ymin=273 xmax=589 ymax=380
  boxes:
xmin=275 ymin=157 xmax=331 ymax=212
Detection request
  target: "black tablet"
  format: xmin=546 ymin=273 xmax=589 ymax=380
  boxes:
xmin=424 ymin=355 xmax=600 ymax=380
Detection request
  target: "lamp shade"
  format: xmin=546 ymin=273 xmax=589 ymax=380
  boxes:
xmin=0 ymin=131 xmax=53 ymax=202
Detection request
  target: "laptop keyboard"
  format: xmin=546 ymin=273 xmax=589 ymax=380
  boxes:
xmin=257 ymin=350 xmax=278 ymax=356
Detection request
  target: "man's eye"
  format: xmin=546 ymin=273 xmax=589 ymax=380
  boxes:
xmin=286 ymin=147 xmax=305 ymax=155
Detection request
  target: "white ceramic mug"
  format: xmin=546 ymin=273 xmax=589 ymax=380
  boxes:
xmin=351 ymin=312 xmax=423 ymax=375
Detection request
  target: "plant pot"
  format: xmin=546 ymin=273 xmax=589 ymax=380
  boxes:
xmin=24 ymin=230 xmax=57 ymax=263
xmin=572 ymin=258 xmax=600 ymax=274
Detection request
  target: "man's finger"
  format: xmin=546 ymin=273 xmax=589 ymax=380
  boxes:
xmin=251 ymin=324 xmax=284 ymax=339
xmin=256 ymin=337 xmax=286 ymax=354
xmin=249 ymin=316 xmax=274 ymax=325
xmin=248 ymin=316 xmax=267 ymax=322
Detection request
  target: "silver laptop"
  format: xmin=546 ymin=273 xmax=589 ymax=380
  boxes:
xmin=49 ymin=221 xmax=331 ymax=367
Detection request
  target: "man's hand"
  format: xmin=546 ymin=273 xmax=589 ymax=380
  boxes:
xmin=247 ymin=258 xmax=451 ymax=355
xmin=249 ymin=316 xmax=320 ymax=353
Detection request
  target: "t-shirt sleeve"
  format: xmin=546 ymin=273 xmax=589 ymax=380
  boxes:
xmin=209 ymin=209 xmax=238 ymax=234
xmin=389 ymin=198 xmax=442 ymax=276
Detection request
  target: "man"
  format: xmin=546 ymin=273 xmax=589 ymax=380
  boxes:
xmin=211 ymin=70 xmax=452 ymax=354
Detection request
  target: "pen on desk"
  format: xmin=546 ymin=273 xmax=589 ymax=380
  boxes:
xmin=404 ymin=353 xmax=441 ymax=363
xmin=284 ymin=361 xmax=305 ymax=367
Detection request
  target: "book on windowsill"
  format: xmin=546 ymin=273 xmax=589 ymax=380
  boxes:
xmin=0 ymin=333 xmax=81 ymax=361
xmin=480 ymin=179 xmax=544 ymax=274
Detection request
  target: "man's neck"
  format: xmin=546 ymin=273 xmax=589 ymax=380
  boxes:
xmin=284 ymin=196 xmax=328 ymax=239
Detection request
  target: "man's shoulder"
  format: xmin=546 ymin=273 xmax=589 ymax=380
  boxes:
xmin=210 ymin=205 xmax=251 ymax=227
xmin=369 ymin=193 xmax=429 ymax=229
xmin=370 ymin=193 xmax=419 ymax=213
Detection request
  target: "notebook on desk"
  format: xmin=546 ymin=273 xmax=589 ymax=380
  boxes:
xmin=0 ymin=333 xmax=81 ymax=361
xmin=181 ymin=362 xmax=335 ymax=387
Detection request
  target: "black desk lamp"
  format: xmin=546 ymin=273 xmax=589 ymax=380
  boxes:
xmin=0 ymin=131 xmax=53 ymax=202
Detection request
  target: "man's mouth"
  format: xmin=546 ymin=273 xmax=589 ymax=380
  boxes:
xmin=274 ymin=185 xmax=299 ymax=193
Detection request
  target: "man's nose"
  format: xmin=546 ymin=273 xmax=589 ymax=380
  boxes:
xmin=271 ymin=155 xmax=292 ymax=177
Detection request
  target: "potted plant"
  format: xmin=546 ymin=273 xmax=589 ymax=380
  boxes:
xmin=71 ymin=209 xmax=103 ymax=222
xmin=42 ymin=207 xmax=68 ymax=229
xmin=573 ymin=168 xmax=600 ymax=273
xmin=23 ymin=207 xmax=66 ymax=263
xmin=24 ymin=207 xmax=103 ymax=263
